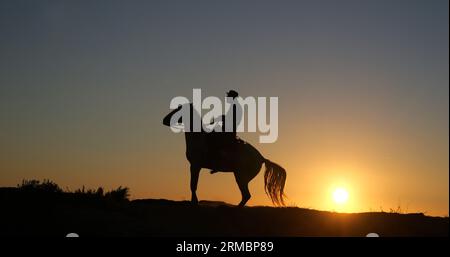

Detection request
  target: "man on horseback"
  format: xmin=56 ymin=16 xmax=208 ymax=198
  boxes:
xmin=162 ymin=90 xmax=286 ymax=207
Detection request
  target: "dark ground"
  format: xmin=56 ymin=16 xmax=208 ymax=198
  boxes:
xmin=0 ymin=187 xmax=447 ymax=237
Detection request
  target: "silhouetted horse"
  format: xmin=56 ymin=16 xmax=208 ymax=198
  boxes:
xmin=163 ymin=104 xmax=286 ymax=206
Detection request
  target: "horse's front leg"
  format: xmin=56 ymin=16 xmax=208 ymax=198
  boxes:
xmin=190 ymin=165 xmax=201 ymax=205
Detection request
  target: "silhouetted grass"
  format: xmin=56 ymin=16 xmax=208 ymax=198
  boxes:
xmin=18 ymin=179 xmax=63 ymax=194
xmin=17 ymin=179 xmax=129 ymax=201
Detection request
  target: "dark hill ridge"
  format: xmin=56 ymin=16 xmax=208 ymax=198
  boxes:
xmin=0 ymin=187 xmax=447 ymax=237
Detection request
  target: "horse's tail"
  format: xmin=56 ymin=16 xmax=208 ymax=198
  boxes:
xmin=263 ymin=159 xmax=287 ymax=206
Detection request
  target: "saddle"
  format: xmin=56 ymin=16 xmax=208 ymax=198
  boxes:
xmin=207 ymin=136 xmax=246 ymax=173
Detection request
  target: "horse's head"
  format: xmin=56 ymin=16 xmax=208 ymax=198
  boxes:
xmin=163 ymin=103 xmax=207 ymax=134
xmin=162 ymin=105 xmax=183 ymax=127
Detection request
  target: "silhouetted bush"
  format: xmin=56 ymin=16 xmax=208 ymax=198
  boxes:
xmin=105 ymin=186 xmax=129 ymax=201
xmin=16 ymin=179 xmax=129 ymax=201
xmin=18 ymin=179 xmax=63 ymax=194
xmin=96 ymin=187 xmax=104 ymax=197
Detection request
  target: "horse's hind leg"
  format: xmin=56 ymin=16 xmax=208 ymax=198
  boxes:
xmin=234 ymin=172 xmax=251 ymax=207
xmin=190 ymin=165 xmax=200 ymax=205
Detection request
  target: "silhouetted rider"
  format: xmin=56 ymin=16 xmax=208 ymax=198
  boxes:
xmin=210 ymin=90 xmax=242 ymax=173
xmin=223 ymin=90 xmax=242 ymax=138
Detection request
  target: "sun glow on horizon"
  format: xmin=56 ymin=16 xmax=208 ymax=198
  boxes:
xmin=332 ymin=187 xmax=349 ymax=205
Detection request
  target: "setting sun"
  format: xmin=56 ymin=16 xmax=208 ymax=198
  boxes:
xmin=332 ymin=188 xmax=349 ymax=205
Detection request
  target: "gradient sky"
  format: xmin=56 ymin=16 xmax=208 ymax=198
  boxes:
xmin=1 ymin=0 xmax=448 ymax=215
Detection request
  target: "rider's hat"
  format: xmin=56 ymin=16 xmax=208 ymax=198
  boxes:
xmin=227 ymin=90 xmax=239 ymax=99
